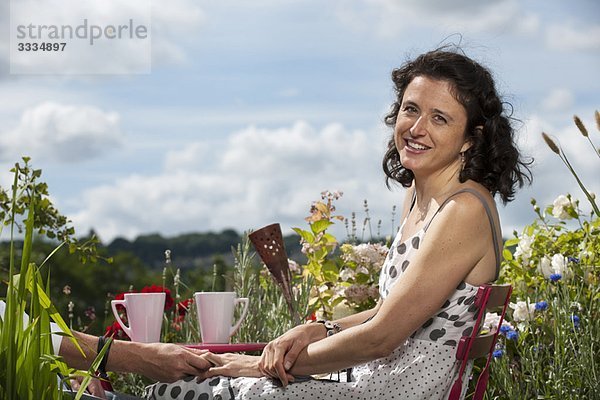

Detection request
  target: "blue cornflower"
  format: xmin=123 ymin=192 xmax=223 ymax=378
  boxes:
xmin=550 ymin=273 xmax=562 ymax=282
xmin=571 ymin=315 xmax=581 ymax=328
xmin=567 ymin=256 xmax=579 ymax=263
xmin=492 ymin=349 xmax=504 ymax=358
xmin=535 ymin=301 xmax=548 ymax=311
xmin=499 ymin=325 xmax=512 ymax=334
xmin=506 ymin=330 xmax=519 ymax=340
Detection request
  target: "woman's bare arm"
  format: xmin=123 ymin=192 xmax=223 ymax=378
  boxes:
xmin=286 ymin=193 xmax=494 ymax=376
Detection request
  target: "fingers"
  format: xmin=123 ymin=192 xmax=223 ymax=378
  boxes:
xmin=69 ymin=378 xmax=81 ymax=391
xmin=183 ymin=347 xmax=210 ymax=356
xmin=260 ymin=341 xmax=280 ymax=375
xmin=70 ymin=377 xmax=107 ymax=399
xmin=184 ymin=350 xmax=214 ymax=372
xmin=283 ymin=341 xmax=303 ymax=371
xmin=87 ymin=379 xmax=108 ymax=399
xmin=202 ymin=351 xmax=221 ymax=367
xmin=269 ymin=341 xmax=292 ymax=384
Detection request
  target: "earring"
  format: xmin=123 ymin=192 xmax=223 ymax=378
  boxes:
xmin=460 ymin=152 xmax=465 ymax=171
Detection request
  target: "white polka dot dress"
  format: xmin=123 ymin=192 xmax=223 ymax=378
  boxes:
xmin=145 ymin=191 xmax=496 ymax=400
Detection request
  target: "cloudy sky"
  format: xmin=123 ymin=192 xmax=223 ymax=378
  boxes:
xmin=1 ymin=0 xmax=598 ymax=244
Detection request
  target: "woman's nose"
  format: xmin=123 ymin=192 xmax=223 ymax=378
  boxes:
xmin=409 ymin=116 xmax=426 ymax=136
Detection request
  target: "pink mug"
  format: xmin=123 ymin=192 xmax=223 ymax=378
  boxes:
xmin=194 ymin=292 xmax=249 ymax=343
xmin=111 ymin=293 xmax=165 ymax=343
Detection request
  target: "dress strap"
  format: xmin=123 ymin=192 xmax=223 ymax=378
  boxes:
xmin=423 ymin=188 xmax=501 ymax=280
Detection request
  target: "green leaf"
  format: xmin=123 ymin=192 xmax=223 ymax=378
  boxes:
xmin=504 ymin=238 xmax=519 ymax=247
xmin=292 ymin=227 xmax=314 ymax=243
xmin=322 ymin=233 xmax=337 ymax=244
xmin=26 ymin=272 xmax=85 ymax=357
xmin=311 ymin=219 xmax=332 ymax=235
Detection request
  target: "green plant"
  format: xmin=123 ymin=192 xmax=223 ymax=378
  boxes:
xmin=292 ymin=191 xmax=345 ymax=319
xmin=482 ymin=112 xmax=600 ymax=399
xmin=0 ymin=160 xmax=105 ymax=399
xmin=292 ymin=191 xmax=391 ymax=320
xmin=333 ymin=242 xmax=388 ymax=315
xmin=0 ymin=157 xmax=108 ymax=265
xmin=232 ymin=234 xmax=312 ymax=343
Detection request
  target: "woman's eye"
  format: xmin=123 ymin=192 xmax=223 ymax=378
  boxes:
xmin=402 ymin=105 xmax=417 ymax=114
xmin=433 ymin=115 xmax=447 ymax=124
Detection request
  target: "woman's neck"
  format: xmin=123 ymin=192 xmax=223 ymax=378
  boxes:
xmin=413 ymin=165 xmax=463 ymax=207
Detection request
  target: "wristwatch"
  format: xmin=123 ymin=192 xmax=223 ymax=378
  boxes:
xmin=315 ymin=320 xmax=342 ymax=337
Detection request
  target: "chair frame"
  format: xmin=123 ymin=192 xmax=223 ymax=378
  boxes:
xmin=448 ymin=283 xmax=512 ymax=400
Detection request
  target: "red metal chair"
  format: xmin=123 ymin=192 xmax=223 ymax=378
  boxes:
xmin=448 ymin=283 xmax=513 ymax=400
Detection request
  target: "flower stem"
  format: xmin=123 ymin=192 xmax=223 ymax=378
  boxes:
xmin=559 ymin=150 xmax=600 ymax=216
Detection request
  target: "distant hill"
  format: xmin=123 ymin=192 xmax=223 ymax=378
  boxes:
xmin=106 ymin=229 xmax=305 ymax=270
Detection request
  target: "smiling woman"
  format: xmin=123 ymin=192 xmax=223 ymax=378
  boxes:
xmin=393 ymin=76 xmax=471 ymax=180
xmin=144 ymin=47 xmax=532 ymax=400
xmin=382 ymin=49 xmax=532 ymax=204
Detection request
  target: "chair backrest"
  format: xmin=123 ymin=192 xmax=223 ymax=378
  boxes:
xmin=448 ymin=283 xmax=513 ymax=400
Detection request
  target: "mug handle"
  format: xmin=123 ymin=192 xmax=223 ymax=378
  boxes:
xmin=111 ymin=299 xmax=132 ymax=338
xmin=229 ymin=298 xmax=249 ymax=338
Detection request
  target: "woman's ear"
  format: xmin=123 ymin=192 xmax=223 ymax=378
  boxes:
xmin=460 ymin=125 xmax=483 ymax=153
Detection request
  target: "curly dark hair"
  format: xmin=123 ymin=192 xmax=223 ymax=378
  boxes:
xmin=382 ymin=48 xmax=532 ymax=203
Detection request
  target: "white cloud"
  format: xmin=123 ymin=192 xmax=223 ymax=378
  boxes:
xmin=546 ymin=23 xmax=600 ymax=51
xmin=334 ymin=0 xmax=539 ymax=38
xmin=70 ymin=111 xmax=600 ymax=244
xmin=541 ymin=88 xmax=575 ymax=112
xmin=71 ymin=121 xmax=399 ymax=242
xmin=164 ymin=142 xmax=210 ymax=172
xmin=0 ymin=102 xmax=123 ymax=163
xmin=149 ymin=0 xmax=206 ymax=66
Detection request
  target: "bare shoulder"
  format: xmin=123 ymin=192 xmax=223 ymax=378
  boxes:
xmin=424 ymin=185 xmax=500 ymax=257
xmin=438 ymin=190 xmax=490 ymax=227
xmin=424 ymin=184 xmax=501 ymax=283
xmin=442 ymin=184 xmax=498 ymax=225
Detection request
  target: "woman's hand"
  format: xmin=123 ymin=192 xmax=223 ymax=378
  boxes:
xmin=198 ymin=353 xmax=263 ymax=380
xmin=136 ymin=343 xmax=213 ymax=382
xmin=69 ymin=375 xmax=107 ymax=399
xmin=259 ymin=323 xmax=324 ymax=386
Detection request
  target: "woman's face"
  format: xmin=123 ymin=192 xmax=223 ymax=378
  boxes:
xmin=394 ymin=75 xmax=471 ymax=179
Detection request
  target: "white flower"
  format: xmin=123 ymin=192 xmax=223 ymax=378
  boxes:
xmin=287 ymin=259 xmax=301 ymax=274
xmin=339 ymin=268 xmax=354 ymax=281
xmin=551 ymin=253 xmax=571 ymax=278
xmin=483 ymin=312 xmax=501 ymax=331
xmin=570 ymin=301 xmax=583 ymax=311
xmin=514 ymin=234 xmax=534 ymax=263
xmin=510 ymin=301 xmax=536 ymax=322
xmin=356 ymin=266 xmax=370 ymax=275
xmin=552 ymin=195 xmax=574 ymax=220
xmin=482 ymin=313 xmax=515 ymax=332
xmin=537 ymin=256 xmax=553 ymax=278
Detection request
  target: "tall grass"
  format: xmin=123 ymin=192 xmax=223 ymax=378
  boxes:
xmin=0 ymin=161 xmax=102 ymax=399
xmin=232 ymin=234 xmax=312 ymax=343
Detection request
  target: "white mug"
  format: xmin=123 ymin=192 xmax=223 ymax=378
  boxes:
xmin=111 ymin=293 xmax=165 ymax=343
xmin=194 ymin=292 xmax=249 ymax=343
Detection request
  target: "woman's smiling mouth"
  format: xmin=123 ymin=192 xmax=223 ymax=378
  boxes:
xmin=406 ymin=139 xmax=431 ymax=151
